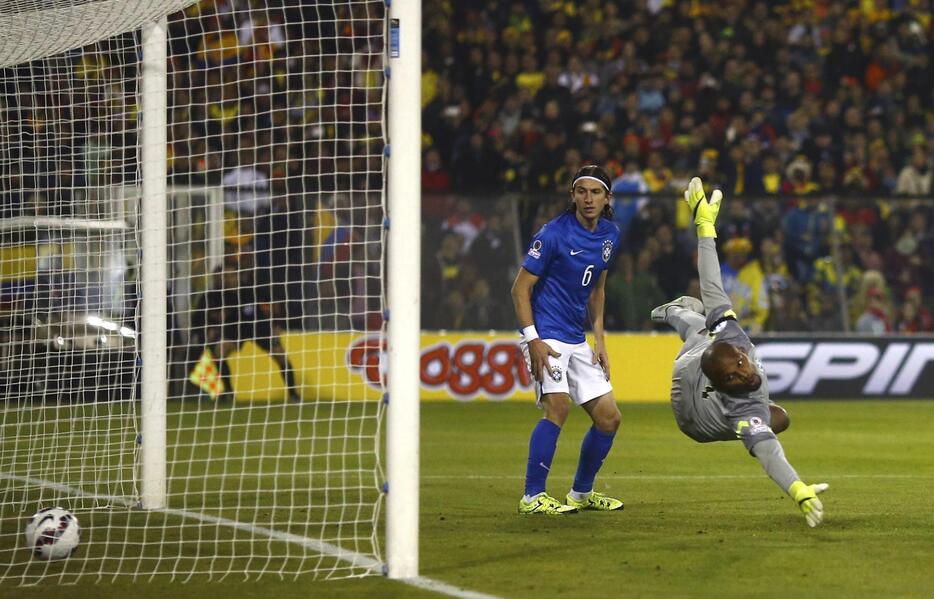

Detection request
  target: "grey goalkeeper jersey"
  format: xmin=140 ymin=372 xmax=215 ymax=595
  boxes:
xmin=670 ymin=237 xmax=777 ymax=453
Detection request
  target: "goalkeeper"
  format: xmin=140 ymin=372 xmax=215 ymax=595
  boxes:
xmin=650 ymin=178 xmax=829 ymax=527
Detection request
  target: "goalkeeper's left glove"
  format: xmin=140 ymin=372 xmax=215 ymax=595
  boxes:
xmin=789 ymin=480 xmax=829 ymax=527
xmin=683 ymin=177 xmax=722 ymax=238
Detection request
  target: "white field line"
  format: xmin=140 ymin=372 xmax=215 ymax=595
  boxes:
xmin=132 ymin=472 xmax=932 ymax=482
xmin=0 ymin=473 xmax=504 ymax=599
xmin=423 ymin=473 xmax=934 ymax=480
xmin=173 ymin=472 xmax=934 ymax=481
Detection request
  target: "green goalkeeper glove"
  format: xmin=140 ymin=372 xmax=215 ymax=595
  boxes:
xmin=789 ymin=480 xmax=829 ymax=527
xmin=683 ymin=177 xmax=722 ymax=238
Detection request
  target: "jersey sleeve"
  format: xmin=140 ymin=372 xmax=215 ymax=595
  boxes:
xmin=706 ymin=313 xmax=754 ymax=351
xmin=521 ymin=223 xmax=557 ymax=277
xmin=727 ymin=401 xmax=777 ymax=454
xmin=698 ymin=237 xmax=733 ymax=318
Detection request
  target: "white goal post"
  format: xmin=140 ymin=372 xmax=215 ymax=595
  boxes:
xmin=0 ymin=0 xmax=421 ymax=584
xmin=139 ymin=15 xmax=169 ymax=513
xmin=386 ymin=0 xmax=421 ymax=580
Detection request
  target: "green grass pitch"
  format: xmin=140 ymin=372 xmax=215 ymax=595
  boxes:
xmin=3 ymin=399 xmax=934 ymax=599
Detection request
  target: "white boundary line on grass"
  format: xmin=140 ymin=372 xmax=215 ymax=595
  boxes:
xmin=187 ymin=472 xmax=934 ymax=481
xmin=423 ymin=473 xmax=933 ymax=480
xmin=0 ymin=473 xmax=503 ymax=599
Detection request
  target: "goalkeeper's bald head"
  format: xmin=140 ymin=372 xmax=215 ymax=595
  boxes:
xmin=701 ymin=340 xmax=763 ymax=395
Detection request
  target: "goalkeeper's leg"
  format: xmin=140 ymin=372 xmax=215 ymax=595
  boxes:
xmin=651 ymin=296 xmax=706 ymax=341
xmin=669 ymin=309 xmax=706 ymax=342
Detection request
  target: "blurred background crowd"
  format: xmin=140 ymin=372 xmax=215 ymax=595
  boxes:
xmin=0 ymin=0 xmax=387 ymax=338
xmin=1 ymin=0 xmax=933 ymax=341
xmin=164 ymin=0 xmax=385 ymax=333
xmin=420 ymin=0 xmax=933 ymax=334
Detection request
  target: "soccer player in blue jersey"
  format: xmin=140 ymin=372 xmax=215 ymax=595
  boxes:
xmin=511 ymin=165 xmax=624 ymax=514
xmin=651 ymin=177 xmax=829 ymax=527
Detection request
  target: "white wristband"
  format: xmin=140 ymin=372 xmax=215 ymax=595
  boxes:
xmin=522 ymin=325 xmax=539 ymax=342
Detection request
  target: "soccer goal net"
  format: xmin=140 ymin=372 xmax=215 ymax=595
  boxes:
xmin=0 ymin=0 xmax=395 ymax=584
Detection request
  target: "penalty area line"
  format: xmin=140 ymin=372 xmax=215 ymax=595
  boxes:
xmin=0 ymin=472 xmax=503 ymax=599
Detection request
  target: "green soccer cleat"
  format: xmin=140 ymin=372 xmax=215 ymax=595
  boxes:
xmin=565 ymin=491 xmax=624 ymax=511
xmin=518 ymin=493 xmax=579 ymax=515
xmin=650 ymin=295 xmax=705 ymax=323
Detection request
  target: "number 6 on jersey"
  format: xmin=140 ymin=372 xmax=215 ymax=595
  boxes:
xmin=582 ymin=265 xmax=594 ymax=286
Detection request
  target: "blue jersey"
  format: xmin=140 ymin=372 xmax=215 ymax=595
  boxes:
xmin=521 ymin=212 xmax=621 ymax=344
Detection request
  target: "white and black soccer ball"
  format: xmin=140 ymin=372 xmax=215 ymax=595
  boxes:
xmin=24 ymin=507 xmax=80 ymax=560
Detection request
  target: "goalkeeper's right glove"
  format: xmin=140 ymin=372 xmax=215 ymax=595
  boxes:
xmin=789 ymin=480 xmax=829 ymax=527
xmin=683 ymin=177 xmax=722 ymax=238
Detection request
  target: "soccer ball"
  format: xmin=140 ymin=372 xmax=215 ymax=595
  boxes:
xmin=24 ymin=507 xmax=80 ymax=560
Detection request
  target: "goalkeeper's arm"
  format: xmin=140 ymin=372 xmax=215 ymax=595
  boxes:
xmin=752 ymin=438 xmax=829 ymax=527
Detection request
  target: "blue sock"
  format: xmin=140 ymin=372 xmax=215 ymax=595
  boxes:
xmin=572 ymin=426 xmax=616 ymax=494
xmin=524 ymin=419 xmax=561 ymax=497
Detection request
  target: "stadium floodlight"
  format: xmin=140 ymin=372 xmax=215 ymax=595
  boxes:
xmin=0 ymin=0 xmax=420 ymax=584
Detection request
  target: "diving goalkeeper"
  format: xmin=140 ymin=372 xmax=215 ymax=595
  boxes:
xmin=650 ymin=177 xmax=829 ymax=527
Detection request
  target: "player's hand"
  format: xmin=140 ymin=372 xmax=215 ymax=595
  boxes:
xmin=528 ymin=338 xmax=561 ymax=383
xmin=592 ymin=339 xmax=610 ymax=381
xmin=789 ymin=481 xmax=829 ymax=527
xmin=683 ymin=177 xmax=722 ymax=238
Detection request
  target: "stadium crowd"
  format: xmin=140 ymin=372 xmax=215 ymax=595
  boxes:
xmin=1 ymin=0 xmax=933 ymax=337
xmin=1 ymin=0 xmax=387 ymax=334
xmin=165 ymin=0 xmax=386 ymax=333
xmin=421 ymin=0 xmax=934 ymax=333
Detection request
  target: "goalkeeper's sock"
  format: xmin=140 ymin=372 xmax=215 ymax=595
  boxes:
xmin=524 ymin=419 xmax=561 ymax=497
xmin=571 ymin=426 xmax=616 ymax=495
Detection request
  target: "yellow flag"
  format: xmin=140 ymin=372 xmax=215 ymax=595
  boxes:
xmin=189 ymin=348 xmax=225 ymax=400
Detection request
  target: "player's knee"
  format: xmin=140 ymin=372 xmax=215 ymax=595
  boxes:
xmin=770 ymin=404 xmax=790 ymax=434
xmin=603 ymin=412 xmax=621 ymax=434
xmin=542 ymin=394 xmax=571 ymax=425
xmin=594 ymin=407 xmax=621 ymax=434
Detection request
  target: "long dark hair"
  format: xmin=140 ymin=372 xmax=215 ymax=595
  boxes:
xmin=566 ymin=165 xmax=614 ymax=219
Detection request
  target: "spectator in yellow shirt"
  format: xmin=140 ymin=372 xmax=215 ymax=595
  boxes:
xmin=643 ymin=151 xmax=673 ymax=193
xmin=721 ymin=237 xmax=769 ymax=334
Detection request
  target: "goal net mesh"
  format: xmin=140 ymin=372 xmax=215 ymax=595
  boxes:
xmin=0 ymin=0 xmax=386 ymax=583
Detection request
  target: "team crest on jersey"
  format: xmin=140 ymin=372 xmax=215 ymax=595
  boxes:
xmin=528 ymin=240 xmax=543 ymax=259
xmin=749 ymin=416 xmax=770 ymax=435
xmin=601 ymin=240 xmax=613 ymax=263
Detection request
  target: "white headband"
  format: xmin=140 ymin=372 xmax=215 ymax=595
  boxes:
xmin=572 ymin=175 xmax=609 ymax=191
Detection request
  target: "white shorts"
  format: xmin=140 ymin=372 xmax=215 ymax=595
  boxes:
xmin=520 ymin=337 xmax=613 ymax=407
